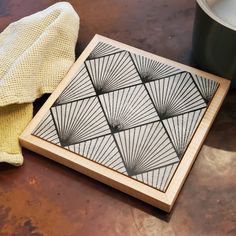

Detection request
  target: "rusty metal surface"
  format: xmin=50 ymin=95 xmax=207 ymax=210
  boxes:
xmin=0 ymin=0 xmax=236 ymax=235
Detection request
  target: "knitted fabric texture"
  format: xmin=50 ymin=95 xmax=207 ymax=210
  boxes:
xmin=0 ymin=2 xmax=80 ymax=166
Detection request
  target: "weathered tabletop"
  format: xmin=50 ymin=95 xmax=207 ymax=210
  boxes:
xmin=0 ymin=0 xmax=235 ymax=235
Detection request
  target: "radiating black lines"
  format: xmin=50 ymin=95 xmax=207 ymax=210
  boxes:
xmin=133 ymin=163 xmax=178 ymax=191
xmin=85 ymin=51 xmax=141 ymax=94
xmin=32 ymin=110 xmax=60 ymax=145
xmin=54 ymin=64 xmax=96 ymax=105
xmin=114 ymin=122 xmax=179 ymax=176
xmin=87 ymin=42 xmax=123 ymax=59
xmin=99 ymin=85 xmax=159 ymax=132
xmin=193 ymin=74 xmax=219 ymax=103
xmin=146 ymin=72 xmax=207 ymax=119
xmin=65 ymin=134 xmax=127 ymax=174
xmin=51 ymin=97 xmax=110 ymax=146
xmin=163 ymin=108 xmax=206 ymax=157
xmin=131 ymin=53 xmax=181 ymax=82
xmin=32 ymin=40 xmax=219 ymax=193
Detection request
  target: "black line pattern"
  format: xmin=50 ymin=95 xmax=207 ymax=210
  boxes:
xmin=32 ymin=110 xmax=60 ymax=145
xmin=163 ymin=108 xmax=206 ymax=158
xmin=65 ymin=135 xmax=127 ymax=174
xmin=54 ymin=64 xmax=96 ymax=105
xmin=114 ymin=122 xmax=179 ymax=176
xmin=131 ymin=53 xmax=181 ymax=82
xmin=133 ymin=163 xmax=178 ymax=191
xmin=85 ymin=51 xmax=141 ymax=94
xmin=99 ymin=85 xmax=159 ymax=132
xmin=146 ymin=72 xmax=207 ymax=119
xmin=32 ymin=40 xmax=220 ymax=193
xmin=51 ymin=97 xmax=110 ymax=146
xmin=192 ymin=74 xmax=219 ymax=103
xmin=87 ymin=42 xmax=123 ymax=59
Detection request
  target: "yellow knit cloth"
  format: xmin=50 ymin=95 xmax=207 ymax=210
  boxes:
xmin=0 ymin=2 xmax=80 ymax=166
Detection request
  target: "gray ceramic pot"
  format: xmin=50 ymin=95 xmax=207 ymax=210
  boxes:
xmin=192 ymin=0 xmax=236 ymax=87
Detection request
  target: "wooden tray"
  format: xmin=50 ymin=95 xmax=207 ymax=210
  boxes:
xmin=20 ymin=35 xmax=230 ymax=212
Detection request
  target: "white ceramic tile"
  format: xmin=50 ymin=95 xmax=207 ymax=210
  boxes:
xmin=33 ymin=41 xmax=219 ymax=192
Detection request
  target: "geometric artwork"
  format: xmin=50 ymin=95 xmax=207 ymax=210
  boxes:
xmin=85 ymin=51 xmax=141 ymax=94
xmin=145 ymin=72 xmax=207 ymax=119
xmin=114 ymin=122 xmax=179 ymax=177
xmin=99 ymin=85 xmax=159 ymax=131
xmin=87 ymin=41 xmax=123 ymax=59
xmin=192 ymin=74 xmax=219 ymax=103
xmin=133 ymin=162 xmax=179 ymax=192
xmin=32 ymin=110 xmax=60 ymax=145
xmin=54 ymin=65 xmax=96 ymax=105
xmin=50 ymin=97 xmax=111 ymax=146
xmin=162 ymin=109 xmax=206 ymax=157
xmin=18 ymin=35 xmax=231 ymax=212
xmin=65 ymin=134 xmax=127 ymax=175
xmin=32 ymin=39 xmax=220 ymax=193
xmin=131 ymin=53 xmax=181 ymax=82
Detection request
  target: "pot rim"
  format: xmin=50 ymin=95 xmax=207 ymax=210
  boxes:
xmin=197 ymin=0 xmax=236 ymax=32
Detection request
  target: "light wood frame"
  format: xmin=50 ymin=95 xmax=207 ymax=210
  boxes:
xmin=20 ymin=35 xmax=230 ymax=212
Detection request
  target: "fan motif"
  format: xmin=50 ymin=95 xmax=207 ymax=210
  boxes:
xmin=32 ymin=40 xmax=219 ymax=192
xmin=32 ymin=110 xmax=60 ymax=145
xmin=54 ymin=64 xmax=96 ymax=105
xmin=192 ymin=74 xmax=219 ymax=103
xmin=131 ymin=53 xmax=181 ymax=82
xmin=85 ymin=51 xmax=141 ymax=94
xmin=99 ymin=85 xmax=159 ymax=132
xmin=114 ymin=122 xmax=179 ymax=176
xmin=51 ymin=97 xmax=110 ymax=146
xmin=133 ymin=163 xmax=178 ymax=191
xmin=146 ymin=72 xmax=207 ymax=119
xmin=163 ymin=109 xmax=206 ymax=157
xmin=87 ymin=41 xmax=123 ymax=59
xmin=65 ymin=135 xmax=127 ymax=174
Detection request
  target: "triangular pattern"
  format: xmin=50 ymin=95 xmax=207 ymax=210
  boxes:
xmin=32 ymin=110 xmax=60 ymax=145
xmin=99 ymin=85 xmax=159 ymax=132
xmin=87 ymin=41 xmax=123 ymax=59
xmin=133 ymin=163 xmax=178 ymax=191
xmin=163 ymin=108 xmax=206 ymax=157
xmin=85 ymin=51 xmax=141 ymax=94
xmin=65 ymin=135 xmax=127 ymax=174
xmin=192 ymin=74 xmax=219 ymax=103
xmin=131 ymin=53 xmax=181 ymax=82
xmin=54 ymin=64 xmax=96 ymax=105
xmin=146 ymin=72 xmax=207 ymax=119
xmin=32 ymin=40 xmax=219 ymax=193
xmin=114 ymin=122 xmax=179 ymax=176
xmin=51 ymin=97 xmax=111 ymax=146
